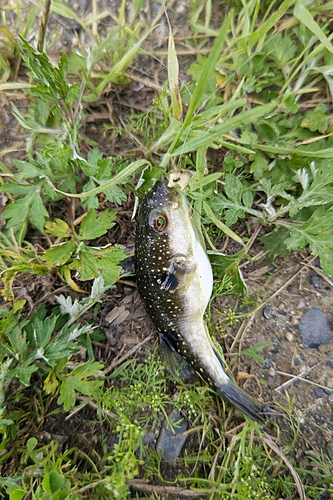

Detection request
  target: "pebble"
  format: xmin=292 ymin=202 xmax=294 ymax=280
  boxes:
xmin=263 ymin=306 xmax=273 ymax=320
xmin=298 ymin=307 xmax=331 ymax=348
xmin=285 ymin=332 xmax=293 ymax=342
xmin=156 ymin=410 xmax=187 ymax=462
xmin=313 ymin=388 xmax=325 ymax=399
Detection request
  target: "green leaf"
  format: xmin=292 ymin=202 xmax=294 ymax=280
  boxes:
xmin=19 ymin=38 xmax=71 ymax=103
xmin=242 ymin=342 xmax=274 ymax=363
xmin=68 ymin=244 xmax=125 ymax=285
xmin=2 ymin=184 xmax=48 ymax=232
xmin=2 ymin=190 xmax=34 ymax=228
xmin=300 ymin=103 xmax=329 ymax=133
xmin=25 ymin=315 xmax=58 ymax=348
xmin=30 ymin=193 xmax=49 ymax=232
xmin=42 ymin=471 xmax=70 ymax=494
xmin=261 ymin=227 xmax=291 ymax=259
xmin=45 ymin=219 xmax=71 ymax=238
xmin=12 ymin=159 xmax=45 ymax=179
xmin=79 ymin=209 xmax=117 ymax=241
xmin=203 ymin=201 xmax=244 ymax=245
xmin=57 ymin=361 xmax=104 ymax=411
xmin=17 ymin=364 xmax=39 ymax=386
xmin=208 ymin=251 xmax=247 ymax=296
xmin=284 ymin=207 xmax=333 ymax=277
xmin=41 ymin=240 xmax=77 ymax=266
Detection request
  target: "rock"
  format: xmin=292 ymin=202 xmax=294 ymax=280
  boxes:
xmin=298 ymin=307 xmax=331 ymax=348
xmin=311 ymin=274 xmax=323 ymax=289
xmin=142 ymin=431 xmax=157 ymax=447
xmin=263 ymin=306 xmax=273 ymax=320
xmin=313 ymin=388 xmax=325 ymax=399
xmin=285 ymin=332 xmax=293 ymax=342
xmin=156 ymin=410 xmax=187 ymax=462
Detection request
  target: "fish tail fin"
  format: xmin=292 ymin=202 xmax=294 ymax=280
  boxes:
xmin=217 ymin=379 xmax=265 ymax=424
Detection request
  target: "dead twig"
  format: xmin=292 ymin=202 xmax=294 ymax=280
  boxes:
xmin=127 ymin=479 xmax=215 ymax=497
xmin=37 ymin=0 xmax=52 ymax=52
xmin=262 ymin=432 xmax=306 ymax=500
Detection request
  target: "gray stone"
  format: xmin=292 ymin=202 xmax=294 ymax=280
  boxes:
xmin=156 ymin=410 xmax=187 ymax=462
xmin=298 ymin=307 xmax=331 ymax=348
xmin=263 ymin=306 xmax=273 ymax=320
xmin=313 ymin=388 xmax=325 ymax=399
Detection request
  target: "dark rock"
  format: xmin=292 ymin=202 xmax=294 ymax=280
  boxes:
xmin=313 ymin=388 xmax=325 ymax=399
xmin=156 ymin=410 xmax=187 ymax=462
xmin=270 ymin=339 xmax=280 ymax=353
xmin=311 ymin=274 xmax=323 ymax=288
xmin=298 ymin=307 xmax=331 ymax=348
xmin=142 ymin=431 xmax=157 ymax=447
xmin=263 ymin=306 xmax=273 ymax=320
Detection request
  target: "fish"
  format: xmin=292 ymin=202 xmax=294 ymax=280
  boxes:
xmin=135 ymin=180 xmax=265 ymax=423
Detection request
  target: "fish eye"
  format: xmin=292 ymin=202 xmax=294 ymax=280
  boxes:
xmin=149 ymin=210 xmax=167 ymax=232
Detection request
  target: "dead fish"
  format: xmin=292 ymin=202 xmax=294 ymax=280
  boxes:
xmin=135 ymin=180 xmax=265 ymax=423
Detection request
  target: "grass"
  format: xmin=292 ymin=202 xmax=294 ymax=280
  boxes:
xmin=1 ymin=0 xmax=333 ymax=498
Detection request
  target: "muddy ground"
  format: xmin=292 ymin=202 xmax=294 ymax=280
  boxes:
xmin=1 ymin=0 xmax=333 ymax=497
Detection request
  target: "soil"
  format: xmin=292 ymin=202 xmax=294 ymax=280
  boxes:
xmin=1 ymin=1 xmax=333 ymax=498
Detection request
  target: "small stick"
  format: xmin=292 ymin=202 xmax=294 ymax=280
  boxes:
xmin=37 ymin=0 xmax=52 ymax=53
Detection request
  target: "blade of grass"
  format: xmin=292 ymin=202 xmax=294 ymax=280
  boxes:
xmin=84 ymin=27 xmax=155 ymax=102
xmin=254 ymin=144 xmax=333 ymax=158
xmin=171 ymin=102 xmax=277 ymax=156
xmin=51 ymin=0 xmax=94 ymax=36
xmin=294 ymin=1 xmax=333 ymax=55
xmin=203 ymin=201 xmax=244 ymax=246
xmin=48 ymin=159 xmax=150 ymax=198
xmin=249 ymin=0 xmax=295 ymax=50
xmin=162 ymin=10 xmax=233 ymax=163
xmin=167 ymin=26 xmax=182 ymax=121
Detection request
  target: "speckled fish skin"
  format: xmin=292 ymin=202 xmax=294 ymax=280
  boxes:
xmin=135 ymin=181 xmax=264 ymax=423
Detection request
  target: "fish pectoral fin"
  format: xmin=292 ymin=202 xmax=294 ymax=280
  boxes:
xmin=158 ymin=332 xmax=179 ymax=378
xmin=157 ymin=255 xmax=196 ymax=292
xmin=157 ymin=269 xmax=178 ymax=291
xmin=158 ymin=332 xmax=195 ymax=380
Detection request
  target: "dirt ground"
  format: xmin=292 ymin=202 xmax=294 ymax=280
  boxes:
xmin=1 ymin=0 xmax=333 ymax=496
